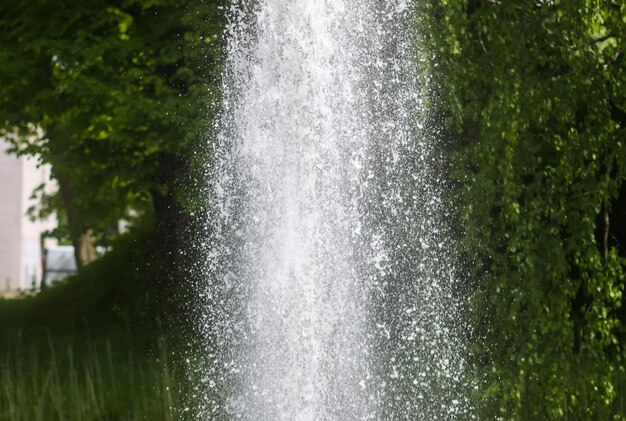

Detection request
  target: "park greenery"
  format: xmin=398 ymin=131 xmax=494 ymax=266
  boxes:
xmin=0 ymin=0 xmax=625 ymax=419
xmin=430 ymin=0 xmax=626 ymax=418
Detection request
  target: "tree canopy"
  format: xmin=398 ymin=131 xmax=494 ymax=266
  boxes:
xmin=430 ymin=0 xmax=626 ymax=418
xmin=0 ymin=0 xmax=224 ymax=266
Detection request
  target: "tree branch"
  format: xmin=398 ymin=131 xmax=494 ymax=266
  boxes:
xmin=588 ymin=33 xmax=618 ymax=46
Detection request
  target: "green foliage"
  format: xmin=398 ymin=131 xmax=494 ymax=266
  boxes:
xmin=429 ymin=0 xmax=626 ymax=418
xmin=0 ymin=0 xmax=224 ymax=242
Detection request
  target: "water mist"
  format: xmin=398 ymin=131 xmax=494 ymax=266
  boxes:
xmin=196 ymin=1 xmax=471 ymax=419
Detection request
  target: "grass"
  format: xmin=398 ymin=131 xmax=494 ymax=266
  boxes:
xmin=0 ymin=327 xmax=190 ymax=421
xmin=0 ymin=223 xmax=205 ymax=420
xmin=1 ymin=329 xmax=171 ymax=420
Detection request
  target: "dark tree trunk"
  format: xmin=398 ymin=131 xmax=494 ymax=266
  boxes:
xmin=46 ymin=127 xmax=98 ymax=270
xmin=148 ymin=151 xmax=205 ymax=314
xmin=56 ymin=171 xmax=97 ymax=270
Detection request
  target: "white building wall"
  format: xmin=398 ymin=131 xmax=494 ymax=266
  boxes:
xmin=0 ymin=141 xmax=23 ymax=290
xmin=0 ymin=138 xmax=57 ymax=291
xmin=21 ymin=154 xmax=56 ymax=289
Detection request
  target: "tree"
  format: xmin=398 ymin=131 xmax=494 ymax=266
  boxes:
xmin=0 ymin=0 xmax=224 ymax=268
xmin=429 ymin=0 xmax=626 ymax=418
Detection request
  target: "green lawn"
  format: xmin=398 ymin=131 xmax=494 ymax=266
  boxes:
xmin=0 ymin=228 xmax=200 ymax=420
xmin=0 ymin=327 xmax=183 ymax=421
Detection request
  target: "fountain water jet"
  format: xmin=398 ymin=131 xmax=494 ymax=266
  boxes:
xmin=198 ymin=1 xmax=471 ymax=419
